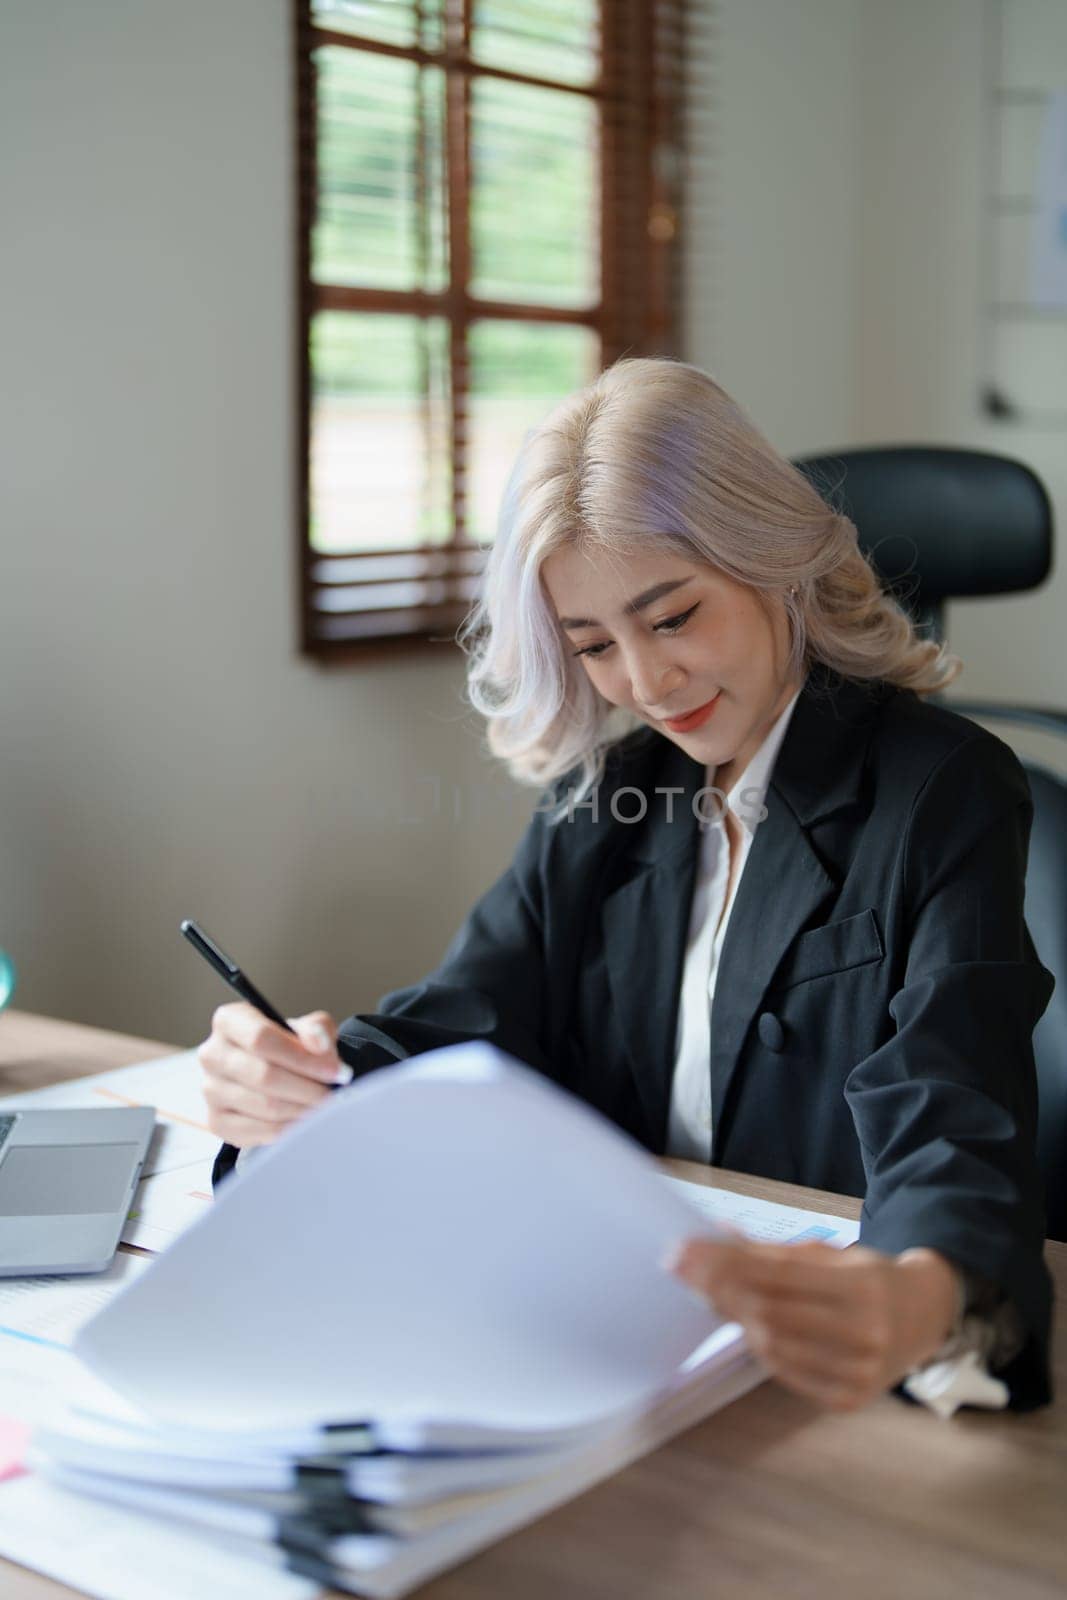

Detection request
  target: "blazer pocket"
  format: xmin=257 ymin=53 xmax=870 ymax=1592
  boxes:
xmin=777 ymin=908 xmax=884 ymax=989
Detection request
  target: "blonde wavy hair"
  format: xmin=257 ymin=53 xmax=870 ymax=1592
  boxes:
xmin=459 ymin=358 xmax=960 ymax=808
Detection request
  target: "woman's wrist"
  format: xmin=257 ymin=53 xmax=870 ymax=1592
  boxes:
xmin=892 ymin=1248 xmax=961 ymax=1371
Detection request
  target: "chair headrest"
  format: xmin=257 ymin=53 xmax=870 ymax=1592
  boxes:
xmin=794 ymin=447 xmax=1052 ymax=608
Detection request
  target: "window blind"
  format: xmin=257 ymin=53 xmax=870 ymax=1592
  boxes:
xmin=295 ymin=0 xmax=704 ymax=657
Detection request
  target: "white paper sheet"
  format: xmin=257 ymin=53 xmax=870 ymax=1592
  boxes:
xmin=0 ymin=1254 xmax=156 ymax=1436
xmin=664 ymin=1176 xmax=861 ymax=1248
xmin=0 ymin=1273 xmax=323 ymax=1600
xmin=0 ymin=1325 xmax=90 ymax=1431
xmin=123 ymin=1163 xmax=215 ymax=1252
xmin=74 ymin=1043 xmax=729 ymax=1432
xmin=0 ymin=1474 xmax=320 ymax=1600
xmin=0 ymin=1252 xmax=152 ymax=1349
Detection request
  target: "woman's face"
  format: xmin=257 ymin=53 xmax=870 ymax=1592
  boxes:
xmin=541 ymin=546 xmax=802 ymax=790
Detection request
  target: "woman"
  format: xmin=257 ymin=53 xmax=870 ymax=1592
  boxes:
xmin=200 ymin=360 xmax=1053 ymax=1414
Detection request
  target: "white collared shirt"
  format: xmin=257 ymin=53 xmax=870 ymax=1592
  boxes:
xmin=666 ymin=689 xmax=801 ymax=1163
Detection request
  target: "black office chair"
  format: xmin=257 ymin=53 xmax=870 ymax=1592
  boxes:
xmin=794 ymin=447 xmax=1067 ymax=1241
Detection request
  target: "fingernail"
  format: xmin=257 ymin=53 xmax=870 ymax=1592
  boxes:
xmin=311 ymin=1024 xmax=332 ymax=1053
xmin=333 ymin=1061 xmax=354 ymax=1086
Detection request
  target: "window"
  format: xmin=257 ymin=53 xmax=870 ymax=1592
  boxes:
xmin=296 ymin=0 xmax=695 ymax=658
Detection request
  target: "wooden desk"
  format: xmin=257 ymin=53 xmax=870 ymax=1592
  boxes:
xmin=1 ymin=1009 xmax=1065 ymax=1600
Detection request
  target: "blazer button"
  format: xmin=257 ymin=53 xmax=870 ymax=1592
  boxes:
xmin=758 ymin=1012 xmax=785 ymax=1053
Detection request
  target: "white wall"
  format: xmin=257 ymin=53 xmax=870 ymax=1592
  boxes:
xmin=857 ymin=0 xmax=1067 ymax=767
xmin=0 ymin=0 xmax=523 ymax=1043
xmin=10 ymin=0 xmax=1007 ymax=1050
xmin=685 ymin=0 xmax=860 ymax=456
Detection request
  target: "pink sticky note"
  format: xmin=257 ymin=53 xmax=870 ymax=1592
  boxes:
xmin=0 ymin=1417 xmax=31 ymax=1482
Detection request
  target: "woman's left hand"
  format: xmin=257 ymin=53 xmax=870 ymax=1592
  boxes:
xmin=670 ymin=1237 xmax=959 ymax=1412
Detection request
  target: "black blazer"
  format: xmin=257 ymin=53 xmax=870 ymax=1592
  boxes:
xmin=217 ymin=671 xmax=1056 ymax=1407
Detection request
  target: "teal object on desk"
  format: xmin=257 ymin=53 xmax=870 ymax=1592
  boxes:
xmin=0 ymin=950 xmax=16 ymax=1013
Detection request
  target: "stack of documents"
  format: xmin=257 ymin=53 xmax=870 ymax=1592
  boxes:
xmin=25 ymin=1044 xmax=762 ymax=1597
xmin=30 ymin=1333 xmax=756 ymax=1597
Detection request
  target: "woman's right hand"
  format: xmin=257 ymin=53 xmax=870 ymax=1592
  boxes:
xmin=197 ymin=1003 xmax=352 ymax=1148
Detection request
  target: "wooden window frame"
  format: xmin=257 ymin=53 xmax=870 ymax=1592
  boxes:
xmin=295 ymin=1 xmax=691 ymax=663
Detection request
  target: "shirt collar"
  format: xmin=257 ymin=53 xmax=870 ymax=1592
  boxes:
xmin=708 ymin=686 xmax=803 ymax=838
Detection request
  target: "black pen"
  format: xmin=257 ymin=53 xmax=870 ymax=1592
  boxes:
xmin=180 ymin=919 xmax=297 ymax=1032
xmin=180 ymin=919 xmax=352 ymax=1087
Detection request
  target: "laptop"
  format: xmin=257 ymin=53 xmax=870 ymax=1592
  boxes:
xmin=0 ymin=1106 xmax=155 ymax=1276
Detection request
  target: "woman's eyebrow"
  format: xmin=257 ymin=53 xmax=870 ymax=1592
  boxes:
xmin=558 ymin=578 xmax=694 ymax=631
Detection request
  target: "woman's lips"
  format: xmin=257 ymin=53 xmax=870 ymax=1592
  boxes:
xmin=664 ymin=694 xmax=721 ymax=733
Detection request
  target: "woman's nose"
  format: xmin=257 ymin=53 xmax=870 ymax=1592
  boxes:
xmin=625 ymin=646 xmax=684 ymax=712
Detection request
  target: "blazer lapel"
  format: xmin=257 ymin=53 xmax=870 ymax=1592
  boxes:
xmin=706 ymin=792 xmax=835 ymax=1159
xmin=600 ymin=740 xmax=704 ymax=1146
xmin=599 ymin=672 xmax=889 ymax=1155
xmin=708 ymin=672 xmax=887 ymax=1159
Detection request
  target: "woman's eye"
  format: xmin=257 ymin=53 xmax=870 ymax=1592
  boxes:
xmin=655 ymin=603 xmax=700 ymax=634
xmin=572 ymin=603 xmax=699 ymax=659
